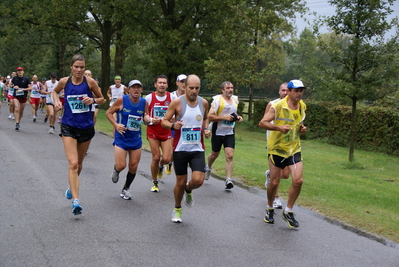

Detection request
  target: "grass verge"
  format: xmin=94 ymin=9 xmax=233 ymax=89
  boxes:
xmin=95 ymin=108 xmax=399 ymax=243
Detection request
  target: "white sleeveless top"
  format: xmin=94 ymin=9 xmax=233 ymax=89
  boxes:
xmin=110 ymin=84 xmax=126 ymax=106
xmin=174 ymin=96 xmax=205 ymax=152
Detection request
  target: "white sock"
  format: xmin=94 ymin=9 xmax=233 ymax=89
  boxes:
xmin=285 ymin=207 xmax=293 ymax=213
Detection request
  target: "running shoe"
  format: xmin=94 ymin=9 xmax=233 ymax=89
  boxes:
xmin=150 ymin=181 xmax=159 ymax=192
xmin=72 ymin=199 xmax=82 ymax=215
xmin=171 ymin=208 xmax=182 ymax=223
xmin=15 ymin=123 xmax=20 ymax=131
xmin=8 ymin=114 xmax=12 ymax=120
xmin=264 ymin=208 xmax=275 ymax=224
xmin=44 ymin=117 xmax=48 ymax=123
xmin=157 ymin=165 xmax=164 ymax=179
xmin=282 ymin=211 xmax=299 ymax=228
xmin=184 ymin=189 xmax=193 ymax=207
xmin=265 ymin=170 xmax=270 ymax=189
xmin=58 ymin=117 xmax=62 ymax=123
xmin=273 ymin=197 xmax=283 ymax=209
xmin=33 ymin=116 xmax=36 ymax=122
xmin=225 ymin=177 xmax=234 ymax=190
xmin=11 ymin=114 xmax=15 ymax=120
xmin=120 ymin=189 xmax=132 ymax=200
xmin=111 ymin=168 xmax=120 ymax=183
xmin=49 ymin=127 xmax=54 ymax=134
xmin=65 ymin=188 xmax=72 ymax=200
xmin=204 ymin=166 xmax=212 ymax=180
xmin=165 ymin=162 xmax=172 ymax=175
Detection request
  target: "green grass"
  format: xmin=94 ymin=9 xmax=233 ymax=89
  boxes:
xmin=96 ymin=109 xmax=399 ymax=243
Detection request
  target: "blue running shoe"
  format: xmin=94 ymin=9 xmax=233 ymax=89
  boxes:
xmin=65 ymin=188 xmax=72 ymax=200
xmin=72 ymin=199 xmax=82 ymax=215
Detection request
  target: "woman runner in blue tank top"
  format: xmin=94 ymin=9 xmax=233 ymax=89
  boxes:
xmin=52 ymin=54 xmax=105 ymax=216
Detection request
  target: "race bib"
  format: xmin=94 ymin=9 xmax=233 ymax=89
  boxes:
xmin=221 ymin=120 xmax=235 ymax=128
xmin=15 ymin=89 xmax=25 ymax=96
xmin=67 ymin=94 xmax=89 ymax=113
xmin=153 ymin=105 xmax=168 ymax=119
xmin=32 ymin=90 xmax=40 ymax=96
xmin=181 ymin=126 xmax=201 ymax=144
xmin=127 ymin=115 xmax=142 ymax=131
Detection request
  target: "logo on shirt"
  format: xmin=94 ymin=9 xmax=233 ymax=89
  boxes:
xmin=196 ymin=115 xmax=202 ymax=121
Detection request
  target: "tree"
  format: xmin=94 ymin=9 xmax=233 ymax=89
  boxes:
xmin=205 ymin=0 xmax=306 ymax=121
xmin=316 ymin=0 xmax=399 ymax=161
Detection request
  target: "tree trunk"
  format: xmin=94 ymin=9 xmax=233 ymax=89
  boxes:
xmin=100 ymin=20 xmax=112 ymax=98
xmin=114 ymin=21 xmax=126 ymax=78
xmin=248 ymin=83 xmax=254 ymax=121
xmin=349 ymin=96 xmax=357 ymax=162
xmin=58 ymin=41 xmax=67 ymax=77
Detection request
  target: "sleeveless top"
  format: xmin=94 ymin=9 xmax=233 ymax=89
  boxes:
xmin=210 ymin=95 xmax=238 ymax=136
xmin=173 ymin=95 xmax=205 ymax=152
xmin=146 ymin=92 xmax=172 ymax=137
xmin=62 ymin=76 xmax=94 ymax=129
xmin=115 ymin=95 xmax=146 ymax=142
xmin=109 ymin=84 xmax=126 ymax=106
xmin=267 ymin=96 xmax=306 ymax=157
xmin=30 ymin=82 xmax=41 ymax=99
xmin=45 ymin=80 xmax=59 ymax=103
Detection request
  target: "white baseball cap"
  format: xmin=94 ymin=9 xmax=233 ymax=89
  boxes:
xmin=128 ymin=79 xmax=143 ymax=88
xmin=176 ymin=74 xmax=187 ymax=82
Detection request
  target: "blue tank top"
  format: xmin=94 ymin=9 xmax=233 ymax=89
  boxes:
xmin=62 ymin=76 xmax=94 ymax=129
xmin=114 ymin=95 xmax=146 ymax=142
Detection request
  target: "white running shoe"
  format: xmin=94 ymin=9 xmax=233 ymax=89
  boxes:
xmin=120 ymin=189 xmax=132 ymax=200
xmin=225 ymin=177 xmax=234 ymax=190
xmin=49 ymin=127 xmax=54 ymax=134
xmin=273 ymin=197 xmax=283 ymax=209
xmin=204 ymin=166 xmax=212 ymax=180
xmin=172 ymin=208 xmax=182 ymax=223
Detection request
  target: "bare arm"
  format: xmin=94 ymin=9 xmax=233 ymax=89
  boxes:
xmin=106 ymin=97 xmax=126 ymax=134
xmin=107 ymin=86 xmax=112 ymax=100
xmin=161 ymin=98 xmax=182 ymax=130
xmin=202 ymin=99 xmax=211 ymax=138
xmin=53 ymin=78 xmax=68 ymax=111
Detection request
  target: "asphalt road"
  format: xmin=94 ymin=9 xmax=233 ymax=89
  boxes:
xmin=1 ymin=103 xmax=398 ymax=267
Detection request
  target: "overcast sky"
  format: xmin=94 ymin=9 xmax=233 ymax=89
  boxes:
xmin=294 ymin=0 xmax=399 ymax=39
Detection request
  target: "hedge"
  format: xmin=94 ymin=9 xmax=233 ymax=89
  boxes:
xmin=252 ymin=100 xmax=399 ymax=156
